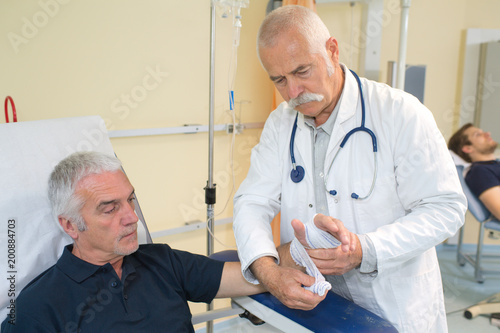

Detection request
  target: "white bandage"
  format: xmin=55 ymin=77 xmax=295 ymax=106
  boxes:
xmin=289 ymin=219 xmax=341 ymax=296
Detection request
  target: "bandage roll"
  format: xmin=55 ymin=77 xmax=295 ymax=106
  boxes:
xmin=289 ymin=221 xmax=341 ymax=296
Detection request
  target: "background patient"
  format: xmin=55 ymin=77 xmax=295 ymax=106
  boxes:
xmin=449 ymin=123 xmax=500 ymax=220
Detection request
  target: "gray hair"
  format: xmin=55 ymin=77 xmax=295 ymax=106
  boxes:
xmin=257 ymin=5 xmax=332 ymax=65
xmin=48 ymin=151 xmax=122 ymax=231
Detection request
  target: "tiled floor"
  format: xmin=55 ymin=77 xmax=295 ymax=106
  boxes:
xmin=439 ymin=243 xmax=500 ymax=332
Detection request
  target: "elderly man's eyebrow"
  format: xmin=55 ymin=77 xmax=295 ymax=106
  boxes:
xmin=269 ymin=64 xmax=312 ymax=82
xmin=97 ymin=199 xmax=118 ymax=210
xmin=129 ymin=190 xmax=136 ymax=200
xmin=96 ymin=189 xmax=135 ymax=210
xmin=269 ymin=74 xmax=284 ymax=82
xmin=290 ymin=64 xmax=311 ymax=74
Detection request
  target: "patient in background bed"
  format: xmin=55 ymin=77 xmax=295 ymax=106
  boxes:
xmin=1 ymin=151 xmax=263 ymax=333
xmin=448 ymin=123 xmax=500 ymax=220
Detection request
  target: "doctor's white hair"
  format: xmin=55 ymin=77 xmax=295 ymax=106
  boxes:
xmin=48 ymin=151 xmax=122 ymax=232
xmin=257 ymin=5 xmax=334 ymax=75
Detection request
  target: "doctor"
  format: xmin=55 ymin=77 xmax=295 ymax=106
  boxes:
xmin=233 ymin=5 xmax=466 ymax=333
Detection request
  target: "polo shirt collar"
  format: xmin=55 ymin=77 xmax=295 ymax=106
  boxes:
xmin=56 ymin=244 xmax=140 ymax=283
xmin=56 ymin=245 xmax=104 ymax=283
xmin=122 ymin=252 xmax=140 ymax=279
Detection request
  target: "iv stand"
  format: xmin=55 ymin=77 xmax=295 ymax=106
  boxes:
xmin=396 ymin=0 xmax=411 ymax=89
xmin=205 ymin=2 xmax=217 ymax=333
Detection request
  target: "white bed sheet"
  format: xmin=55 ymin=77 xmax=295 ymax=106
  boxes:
xmin=0 ymin=116 xmax=129 ymax=325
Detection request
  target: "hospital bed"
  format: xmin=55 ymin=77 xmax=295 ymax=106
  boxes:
xmin=455 ymin=164 xmax=500 ymax=283
xmin=0 ymin=116 xmax=151 ymax=327
xmin=450 ymin=151 xmax=500 ymax=320
xmin=451 ymin=152 xmax=500 ymax=283
xmin=206 ymin=250 xmax=397 ymax=332
xmin=0 ymin=116 xmax=396 ymax=332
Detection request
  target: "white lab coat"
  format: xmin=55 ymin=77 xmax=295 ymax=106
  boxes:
xmin=233 ymin=68 xmax=467 ymax=332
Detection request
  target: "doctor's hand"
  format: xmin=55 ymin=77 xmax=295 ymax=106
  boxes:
xmin=292 ymin=214 xmax=362 ymax=275
xmin=249 ymin=256 xmax=326 ymax=310
xmin=306 ymin=236 xmax=362 ymax=275
xmin=292 ymin=214 xmax=356 ymax=253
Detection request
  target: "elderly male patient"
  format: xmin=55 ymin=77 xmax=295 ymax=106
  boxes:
xmin=449 ymin=123 xmax=500 ymax=220
xmin=1 ymin=151 xmax=263 ymax=332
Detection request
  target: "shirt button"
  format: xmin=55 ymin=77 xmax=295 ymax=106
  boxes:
xmin=111 ymin=281 xmax=118 ymax=288
xmin=123 ymin=295 xmax=128 ymax=300
xmin=334 ymin=199 xmax=339 ymax=203
xmin=319 ymin=172 xmax=324 ymax=178
xmin=309 ymin=204 xmax=313 ymax=208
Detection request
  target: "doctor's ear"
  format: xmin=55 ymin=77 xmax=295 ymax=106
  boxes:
xmin=58 ymin=217 xmax=79 ymax=240
xmin=325 ymin=37 xmax=339 ymax=62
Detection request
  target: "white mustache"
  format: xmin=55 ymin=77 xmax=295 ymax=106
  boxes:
xmin=288 ymin=93 xmax=324 ymax=109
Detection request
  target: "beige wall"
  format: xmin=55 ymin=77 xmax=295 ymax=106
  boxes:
xmin=0 ymin=0 xmax=271 ymax=251
xmin=0 ymin=0 xmax=271 ymax=318
xmin=316 ymin=0 xmax=500 ymax=246
xmin=2 ymin=0 xmax=500 ymax=317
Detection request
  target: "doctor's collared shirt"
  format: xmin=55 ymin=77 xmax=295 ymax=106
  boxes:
xmin=303 ymin=89 xmax=377 ymax=301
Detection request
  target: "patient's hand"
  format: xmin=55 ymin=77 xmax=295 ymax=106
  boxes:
xmin=250 ymin=256 xmax=326 ymax=310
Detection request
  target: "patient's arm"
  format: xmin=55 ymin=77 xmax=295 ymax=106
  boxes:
xmin=479 ymin=185 xmax=500 ymax=220
xmin=215 ymin=262 xmax=265 ymax=298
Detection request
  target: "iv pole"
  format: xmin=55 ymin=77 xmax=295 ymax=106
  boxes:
xmin=396 ymin=0 xmax=411 ymax=89
xmin=205 ymin=2 xmax=217 ymax=333
xmin=205 ymin=2 xmax=247 ymax=331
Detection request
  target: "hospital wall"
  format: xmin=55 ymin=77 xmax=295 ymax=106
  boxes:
xmin=1 ymin=0 xmax=500 ymax=319
xmin=373 ymin=0 xmax=500 ymax=247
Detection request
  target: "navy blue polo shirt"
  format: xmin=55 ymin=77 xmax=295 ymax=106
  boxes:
xmin=1 ymin=244 xmax=224 ymax=333
xmin=466 ymin=160 xmax=500 ymax=197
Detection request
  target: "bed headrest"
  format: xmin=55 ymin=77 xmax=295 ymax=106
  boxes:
xmin=0 ymin=116 xmax=148 ymax=323
xmin=449 ymin=150 xmax=471 ymax=176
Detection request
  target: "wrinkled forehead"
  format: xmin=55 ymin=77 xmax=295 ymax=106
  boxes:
xmin=260 ymin=32 xmax=318 ymax=70
xmin=76 ymin=171 xmax=132 ymax=205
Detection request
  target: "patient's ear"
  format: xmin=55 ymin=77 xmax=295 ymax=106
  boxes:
xmin=462 ymin=145 xmax=473 ymax=154
xmin=59 ymin=217 xmax=78 ymax=240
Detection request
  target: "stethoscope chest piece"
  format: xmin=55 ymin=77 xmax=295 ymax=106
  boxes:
xmin=289 ymin=113 xmax=305 ymax=183
xmin=290 ymin=165 xmax=305 ymax=183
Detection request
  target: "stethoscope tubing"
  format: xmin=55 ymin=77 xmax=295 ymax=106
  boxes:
xmin=289 ymin=70 xmax=378 ymax=200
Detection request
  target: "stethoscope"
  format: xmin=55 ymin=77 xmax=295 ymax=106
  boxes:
xmin=289 ymin=70 xmax=378 ymax=200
